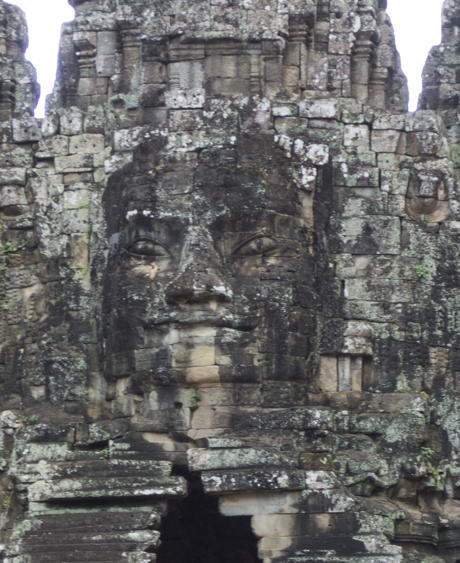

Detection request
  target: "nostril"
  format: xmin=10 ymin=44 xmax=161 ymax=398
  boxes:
xmin=165 ymin=266 xmax=233 ymax=305
xmin=166 ymin=286 xmax=231 ymax=305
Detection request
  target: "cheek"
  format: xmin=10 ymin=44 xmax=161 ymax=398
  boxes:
xmin=232 ymin=257 xmax=263 ymax=277
xmin=132 ymin=262 xmax=159 ymax=280
xmin=109 ymin=266 xmax=164 ymax=313
xmin=111 ymin=256 xmax=174 ymax=299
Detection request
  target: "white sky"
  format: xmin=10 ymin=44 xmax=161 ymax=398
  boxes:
xmin=6 ymin=0 xmax=445 ymax=116
xmin=386 ymin=0 xmax=443 ymax=110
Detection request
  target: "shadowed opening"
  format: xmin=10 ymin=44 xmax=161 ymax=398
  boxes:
xmin=157 ymin=473 xmax=261 ymax=563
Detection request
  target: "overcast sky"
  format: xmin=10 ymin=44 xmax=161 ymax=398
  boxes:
xmin=6 ymin=0 xmax=445 ymax=116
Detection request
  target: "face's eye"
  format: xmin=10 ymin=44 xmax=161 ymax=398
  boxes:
xmin=233 ymin=236 xmax=279 ymax=257
xmin=127 ymin=239 xmax=169 ymax=258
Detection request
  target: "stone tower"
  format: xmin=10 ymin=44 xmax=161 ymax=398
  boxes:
xmin=0 ymin=0 xmax=459 ymax=561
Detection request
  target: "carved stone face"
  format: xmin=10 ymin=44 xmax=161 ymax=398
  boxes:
xmin=405 ymin=166 xmax=451 ymax=225
xmin=103 ymin=134 xmax=315 ymax=406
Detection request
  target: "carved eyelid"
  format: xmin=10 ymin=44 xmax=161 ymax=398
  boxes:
xmin=232 ymin=234 xmax=278 ymax=255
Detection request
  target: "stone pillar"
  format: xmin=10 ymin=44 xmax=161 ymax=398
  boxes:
xmin=368 ymin=66 xmax=388 ymax=109
xmin=248 ymin=43 xmax=262 ymax=95
xmin=283 ymin=16 xmax=310 ymax=94
xmin=351 ymin=33 xmax=374 ymax=104
xmin=74 ymin=33 xmax=97 ymax=102
xmin=121 ymin=28 xmax=142 ymax=94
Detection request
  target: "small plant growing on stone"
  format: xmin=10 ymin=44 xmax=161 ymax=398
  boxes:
xmin=415 ymin=265 xmax=429 ymax=280
xmin=24 ymin=414 xmax=38 ymax=424
xmin=2 ymin=241 xmax=27 ymax=254
xmin=420 ymin=446 xmax=434 ymax=460
xmin=2 ymin=494 xmax=12 ymax=511
xmin=430 ymin=465 xmax=443 ymax=489
xmin=420 ymin=391 xmax=430 ymax=399
xmin=190 ymin=388 xmax=201 ymax=407
xmin=98 ymin=446 xmax=113 ymax=460
xmin=2 ymin=242 xmax=14 ymax=254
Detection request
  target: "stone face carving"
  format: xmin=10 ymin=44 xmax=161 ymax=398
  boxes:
xmin=405 ymin=168 xmax=451 ymax=225
xmin=0 ymin=0 xmax=460 ymax=562
xmin=102 ymin=133 xmax=316 ymax=411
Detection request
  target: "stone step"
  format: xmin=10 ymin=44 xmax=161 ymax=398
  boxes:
xmin=262 ymin=533 xmax=401 ymax=560
xmin=21 ymin=530 xmax=158 ymax=547
xmin=201 ymin=467 xmax=308 ymax=494
xmin=21 ymin=509 xmax=161 ymax=533
xmin=18 ymin=549 xmax=144 ymax=563
xmin=28 ymin=474 xmax=187 ymax=502
xmin=20 ymin=542 xmax=144 ymax=553
xmin=282 ymin=557 xmax=400 ymax=563
xmin=16 ymin=511 xmax=160 ymax=563
xmin=24 ymin=458 xmax=173 ymax=479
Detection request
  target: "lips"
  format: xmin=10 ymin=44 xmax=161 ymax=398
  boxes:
xmin=144 ymin=311 xmax=258 ymax=331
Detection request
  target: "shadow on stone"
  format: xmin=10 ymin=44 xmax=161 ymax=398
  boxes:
xmin=157 ymin=471 xmax=261 ymax=563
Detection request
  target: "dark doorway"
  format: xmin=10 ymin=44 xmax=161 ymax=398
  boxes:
xmin=157 ymin=473 xmax=261 ymax=563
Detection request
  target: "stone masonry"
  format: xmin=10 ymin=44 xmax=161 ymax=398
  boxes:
xmin=0 ymin=0 xmax=459 ymax=561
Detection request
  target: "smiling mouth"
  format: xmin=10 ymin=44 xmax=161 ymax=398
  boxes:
xmin=145 ymin=311 xmax=258 ymax=332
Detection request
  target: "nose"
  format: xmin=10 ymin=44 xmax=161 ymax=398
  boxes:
xmin=165 ymin=256 xmax=232 ymax=305
xmin=166 ymin=227 xmax=233 ymax=305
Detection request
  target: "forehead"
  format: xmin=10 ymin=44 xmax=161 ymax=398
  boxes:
xmin=120 ymin=137 xmax=300 ymax=220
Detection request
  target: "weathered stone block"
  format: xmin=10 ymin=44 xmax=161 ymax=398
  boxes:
xmin=406 ymin=131 xmax=448 ymax=157
xmin=143 ymin=62 xmax=166 ymax=84
xmin=54 ymin=154 xmax=94 ymax=173
xmin=36 ymin=135 xmax=69 ymax=158
xmin=60 ymin=107 xmax=84 ymax=135
xmin=96 ymin=31 xmax=117 ymax=76
xmin=406 ymin=110 xmax=440 ymax=132
xmin=29 ymin=474 xmax=187 ymax=502
xmin=283 ymin=65 xmax=300 ymax=89
xmin=272 ymin=104 xmax=298 ymax=117
xmin=319 ymin=356 xmax=338 ymax=392
xmin=344 ymin=166 xmax=380 ymax=187
xmin=299 ymin=99 xmax=339 ymax=119
xmin=165 ymin=88 xmax=205 ymax=108
xmin=12 ymin=117 xmax=40 ymax=143
xmin=185 ymin=365 xmax=220 ymax=384
xmin=337 ymin=216 xmax=401 ymax=254
xmin=371 ymin=129 xmax=402 ymax=153
xmin=373 ymin=113 xmax=406 ymax=130
xmin=168 ymin=109 xmax=203 ymax=131
xmin=232 ymin=408 xmax=335 ymax=432
xmin=169 ymin=60 xmax=204 ymax=89
xmin=219 ymin=491 xmax=302 ymax=516
xmin=210 ymin=77 xmax=250 ymax=95
xmin=0 ymin=185 xmax=27 ymax=208
xmin=0 ymin=167 xmax=26 ymax=185
xmin=190 ymin=406 xmax=233 ymax=430
xmin=188 ymin=447 xmax=294 ymax=471
xmin=172 ymin=344 xmax=215 ymax=368
xmin=201 ymin=468 xmax=307 ymax=494
xmin=63 ymin=187 xmax=90 ymax=210
xmin=344 ymin=124 xmax=370 ymax=148
xmin=69 ymin=133 xmax=105 ymax=154
xmin=345 ymin=278 xmax=412 ymax=303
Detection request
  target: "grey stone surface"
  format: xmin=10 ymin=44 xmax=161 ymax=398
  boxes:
xmin=0 ymin=0 xmax=459 ymax=561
